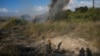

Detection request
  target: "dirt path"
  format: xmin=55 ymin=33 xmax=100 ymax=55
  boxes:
xmin=17 ymin=35 xmax=98 ymax=55
xmin=49 ymin=35 xmax=98 ymax=54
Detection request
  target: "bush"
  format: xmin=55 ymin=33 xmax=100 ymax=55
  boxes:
xmin=53 ymin=7 xmax=100 ymax=22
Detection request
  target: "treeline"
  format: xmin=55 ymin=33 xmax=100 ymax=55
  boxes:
xmin=54 ymin=7 xmax=100 ymax=22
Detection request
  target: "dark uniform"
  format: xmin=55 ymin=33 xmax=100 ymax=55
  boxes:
xmin=46 ymin=40 xmax=52 ymax=54
xmin=79 ymin=48 xmax=85 ymax=56
xmin=86 ymin=48 xmax=92 ymax=56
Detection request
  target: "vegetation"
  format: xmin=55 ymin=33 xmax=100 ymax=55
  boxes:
xmin=0 ymin=7 xmax=100 ymax=56
xmin=54 ymin=7 xmax=100 ymax=22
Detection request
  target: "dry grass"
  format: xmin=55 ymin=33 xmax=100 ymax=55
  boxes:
xmin=0 ymin=19 xmax=100 ymax=55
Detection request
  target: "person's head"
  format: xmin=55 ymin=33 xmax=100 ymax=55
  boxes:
xmin=81 ymin=47 xmax=84 ymax=50
xmin=48 ymin=39 xmax=51 ymax=43
xmin=86 ymin=48 xmax=90 ymax=50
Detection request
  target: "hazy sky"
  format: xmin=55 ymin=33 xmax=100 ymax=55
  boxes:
xmin=0 ymin=0 xmax=100 ymax=17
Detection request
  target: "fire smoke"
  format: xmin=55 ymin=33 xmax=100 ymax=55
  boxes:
xmin=49 ymin=0 xmax=70 ymax=19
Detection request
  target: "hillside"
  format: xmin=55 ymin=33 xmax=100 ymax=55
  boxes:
xmin=0 ymin=8 xmax=100 ymax=56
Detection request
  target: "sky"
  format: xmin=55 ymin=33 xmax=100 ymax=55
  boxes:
xmin=0 ymin=0 xmax=100 ymax=17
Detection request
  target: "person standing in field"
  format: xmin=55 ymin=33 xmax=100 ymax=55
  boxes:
xmin=86 ymin=48 xmax=92 ymax=56
xmin=79 ymin=48 xmax=85 ymax=56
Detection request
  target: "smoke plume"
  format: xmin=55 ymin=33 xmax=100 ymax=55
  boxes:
xmin=49 ymin=0 xmax=70 ymax=19
xmin=33 ymin=0 xmax=70 ymax=23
